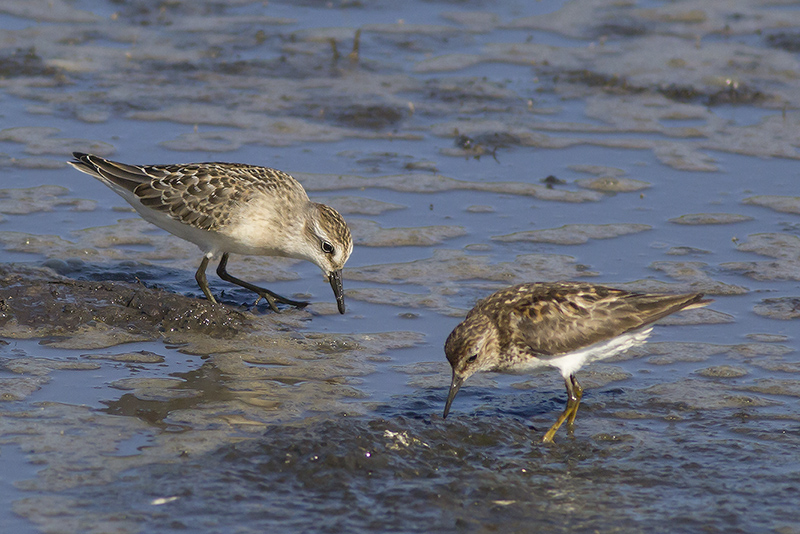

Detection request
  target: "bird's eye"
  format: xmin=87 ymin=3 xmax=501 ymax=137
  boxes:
xmin=467 ymin=354 xmax=478 ymax=363
xmin=321 ymin=241 xmax=334 ymax=254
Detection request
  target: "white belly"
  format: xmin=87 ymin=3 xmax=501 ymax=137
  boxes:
xmin=517 ymin=327 xmax=654 ymax=379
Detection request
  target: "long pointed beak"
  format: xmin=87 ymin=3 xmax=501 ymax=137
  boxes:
xmin=329 ymin=269 xmax=345 ymax=314
xmin=442 ymin=373 xmax=464 ymax=418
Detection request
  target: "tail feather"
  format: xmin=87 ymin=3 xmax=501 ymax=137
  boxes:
xmin=681 ymin=297 xmax=713 ymax=310
xmin=68 ymin=152 xmax=150 ymax=194
xmin=629 ymin=292 xmax=711 ymax=328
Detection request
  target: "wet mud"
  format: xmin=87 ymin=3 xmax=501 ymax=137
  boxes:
xmin=0 ymin=262 xmax=422 ymax=422
xmin=10 ymin=412 xmax=800 ymax=534
xmin=2 ymin=0 xmax=800 ymax=532
xmin=0 ymin=264 xmax=246 ymax=343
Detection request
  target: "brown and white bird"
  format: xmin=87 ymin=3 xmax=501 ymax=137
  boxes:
xmin=69 ymin=152 xmax=353 ymax=313
xmin=442 ymin=282 xmax=710 ymax=442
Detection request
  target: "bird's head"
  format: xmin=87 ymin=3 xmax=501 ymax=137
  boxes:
xmin=304 ymin=203 xmax=353 ymax=314
xmin=442 ymin=312 xmax=499 ymax=418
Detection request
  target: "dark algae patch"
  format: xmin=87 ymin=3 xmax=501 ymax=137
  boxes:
xmin=0 ymin=264 xmax=245 ymax=340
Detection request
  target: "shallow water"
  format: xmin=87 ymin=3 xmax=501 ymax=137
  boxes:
xmin=2 ymin=0 xmax=800 ymax=532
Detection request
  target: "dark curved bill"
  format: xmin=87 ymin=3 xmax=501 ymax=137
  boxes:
xmin=442 ymin=373 xmax=464 ymax=418
xmin=329 ymin=269 xmax=345 ymax=314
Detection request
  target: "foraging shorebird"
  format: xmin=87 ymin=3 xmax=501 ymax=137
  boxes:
xmin=69 ymin=152 xmax=352 ymax=313
xmin=443 ymin=282 xmax=710 ymax=442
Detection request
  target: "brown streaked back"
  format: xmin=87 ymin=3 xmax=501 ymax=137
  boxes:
xmin=474 ymin=282 xmax=709 ymax=357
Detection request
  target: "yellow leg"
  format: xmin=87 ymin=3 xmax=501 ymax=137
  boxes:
xmin=542 ymin=374 xmax=582 ymax=443
xmin=566 ymin=375 xmax=583 ymax=426
xmin=542 ymin=401 xmax=573 ymax=443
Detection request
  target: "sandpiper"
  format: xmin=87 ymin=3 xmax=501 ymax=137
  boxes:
xmin=442 ymin=282 xmax=710 ymax=442
xmin=68 ymin=153 xmax=353 ymax=313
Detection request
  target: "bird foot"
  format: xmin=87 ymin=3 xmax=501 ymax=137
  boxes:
xmin=254 ymin=292 xmax=309 ymax=313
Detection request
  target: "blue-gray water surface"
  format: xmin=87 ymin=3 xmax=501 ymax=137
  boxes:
xmin=1 ymin=0 xmax=800 ymax=532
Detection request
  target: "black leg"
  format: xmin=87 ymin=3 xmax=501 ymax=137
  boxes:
xmin=215 ymin=253 xmax=309 ymax=312
xmin=195 ymin=255 xmax=217 ymax=303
